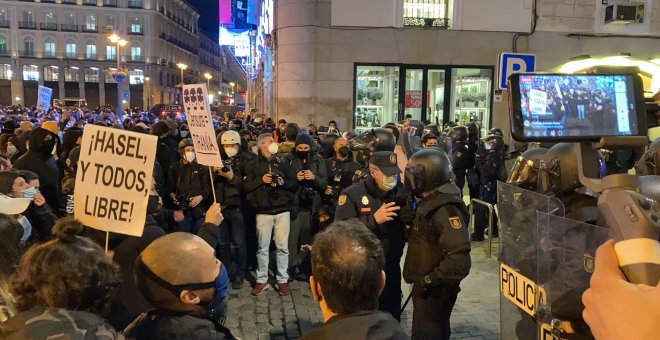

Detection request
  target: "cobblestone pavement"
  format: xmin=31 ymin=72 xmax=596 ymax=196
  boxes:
xmin=225 ymin=241 xmax=500 ymax=339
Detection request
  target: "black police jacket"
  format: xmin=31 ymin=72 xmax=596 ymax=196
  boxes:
xmin=335 ymin=175 xmax=406 ymax=261
xmin=451 ymin=141 xmax=470 ymax=172
xmin=213 ymin=151 xmax=255 ymax=209
xmin=403 ymin=185 xmax=471 ymax=288
xmin=243 ymin=152 xmax=298 ymax=214
xmin=300 ymin=310 xmax=409 ymax=340
xmin=476 ymin=150 xmax=504 ymax=185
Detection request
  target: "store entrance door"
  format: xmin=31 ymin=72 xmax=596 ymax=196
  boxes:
xmin=399 ymin=66 xmax=448 ymax=127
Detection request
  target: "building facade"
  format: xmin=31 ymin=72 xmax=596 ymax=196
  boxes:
xmin=267 ymin=0 xmax=660 ymax=138
xmin=0 ymin=0 xmax=236 ymax=111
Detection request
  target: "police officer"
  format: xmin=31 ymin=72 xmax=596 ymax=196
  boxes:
xmin=323 ymin=137 xmax=361 ymax=213
xmin=473 ymin=134 xmax=505 ymax=241
xmin=448 ymin=126 xmax=470 ymax=194
xmin=403 ymin=148 xmax=471 ymax=340
xmin=335 ymin=151 xmax=406 ymax=321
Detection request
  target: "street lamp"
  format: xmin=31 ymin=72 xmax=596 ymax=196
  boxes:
xmin=204 ymin=72 xmax=212 ymax=89
xmin=108 ymin=33 xmax=127 ymax=116
xmin=144 ymin=76 xmax=151 ymax=109
xmin=177 ymin=63 xmax=187 ymax=86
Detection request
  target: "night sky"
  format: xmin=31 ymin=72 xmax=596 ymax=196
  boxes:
xmin=189 ymin=0 xmax=219 ymax=40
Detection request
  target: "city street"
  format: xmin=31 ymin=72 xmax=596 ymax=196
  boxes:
xmin=225 ymin=241 xmax=500 ymax=340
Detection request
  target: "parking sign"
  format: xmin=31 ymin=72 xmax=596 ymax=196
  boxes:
xmin=498 ymin=53 xmax=536 ymax=89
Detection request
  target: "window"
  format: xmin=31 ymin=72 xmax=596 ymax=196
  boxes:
xmin=106 ymin=45 xmax=116 ymax=60
xmin=130 ymin=46 xmax=141 ymax=60
xmin=23 ymin=36 xmax=34 ymax=56
xmin=130 ymin=18 xmax=142 ymax=33
xmin=44 ymin=66 xmax=59 ymax=81
xmin=0 ymin=8 xmax=6 ymax=24
xmin=85 ymin=15 xmax=96 ymax=31
xmin=44 ymin=38 xmax=56 ymax=58
xmin=65 ymin=40 xmax=76 ymax=58
xmin=85 ymin=67 xmax=99 ymax=82
xmin=105 ymin=15 xmax=115 ymax=31
xmin=65 ymin=13 xmax=75 ymax=25
xmin=84 ymin=0 xmax=97 ymax=5
xmin=129 ymin=69 xmax=143 ymax=84
xmin=65 ymin=67 xmax=80 ymax=82
xmin=0 ymin=64 xmax=11 ymax=80
xmin=23 ymin=65 xmax=39 ymax=81
xmin=86 ymin=43 xmax=96 ymax=59
xmin=21 ymin=10 xmax=34 ymax=24
xmin=44 ymin=12 xmax=55 ymax=24
xmin=0 ymin=36 xmax=7 ymax=56
xmin=403 ymin=0 xmax=450 ymax=28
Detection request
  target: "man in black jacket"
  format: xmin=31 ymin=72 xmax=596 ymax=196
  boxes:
xmin=301 ymin=220 xmax=408 ymax=340
xmin=244 ymin=133 xmax=298 ymax=296
xmin=285 ymin=133 xmax=328 ymax=280
xmin=335 ymin=151 xmax=406 ymax=321
xmin=213 ymin=130 xmax=255 ymax=289
xmin=323 ymin=137 xmax=361 ymax=214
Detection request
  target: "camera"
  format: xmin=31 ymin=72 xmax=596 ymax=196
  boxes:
xmin=221 ymin=158 xmax=234 ymax=173
xmin=174 ymin=193 xmax=190 ymax=210
xmin=270 ymin=164 xmax=285 ymax=186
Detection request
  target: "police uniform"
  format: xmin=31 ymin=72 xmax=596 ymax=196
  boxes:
xmin=335 ymin=151 xmax=406 ymax=321
xmin=403 ymin=183 xmax=471 ymax=340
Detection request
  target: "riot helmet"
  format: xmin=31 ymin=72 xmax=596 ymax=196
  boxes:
xmin=449 ymin=126 xmax=469 ymax=143
xmin=540 ymin=143 xmax=601 ymax=196
xmin=466 ymin=122 xmax=480 ymax=141
xmin=635 ymin=137 xmax=660 ymax=176
xmin=350 ymin=128 xmax=396 ymax=152
xmin=482 ymin=134 xmax=504 ymax=152
xmin=507 ymin=147 xmax=549 ymax=191
xmin=489 ymin=128 xmax=504 ymax=137
xmin=405 ymin=148 xmax=453 ymax=197
xmin=423 ymin=125 xmax=441 ymax=139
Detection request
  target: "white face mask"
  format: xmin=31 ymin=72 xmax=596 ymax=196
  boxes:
xmin=185 ymin=151 xmax=196 ymax=163
xmin=267 ymin=142 xmax=279 ymax=155
xmin=485 ymin=144 xmax=493 ymax=150
xmin=7 ymin=145 xmax=17 ymax=155
xmin=224 ymin=146 xmax=238 ymax=158
xmin=378 ymin=174 xmax=398 ymax=192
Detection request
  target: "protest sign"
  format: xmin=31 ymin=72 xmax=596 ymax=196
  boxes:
xmin=74 ymin=125 xmax=157 ymax=237
xmin=529 ymin=89 xmax=548 ymax=116
xmin=182 ymin=84 xmax=223 ymax=168
xmin=37 ymin=86 xmax=53 ymax=111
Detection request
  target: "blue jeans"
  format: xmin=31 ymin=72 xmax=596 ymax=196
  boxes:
xmin=218 ymin=208 xmax=247 ymax=281
xmin=256 ymin=212 xmax=290 ymax=284
xmin=179 ymin=209 xmax=204 ymax=234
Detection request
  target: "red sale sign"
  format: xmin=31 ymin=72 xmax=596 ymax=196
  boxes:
xmin=405 ymin=91 xmax=422 ymax=108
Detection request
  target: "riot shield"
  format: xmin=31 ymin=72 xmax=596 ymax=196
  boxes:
xmin=497 ymin=182 xmax=565 ymax=340
xmin=535 ymin=211 xmax=611 ymax=340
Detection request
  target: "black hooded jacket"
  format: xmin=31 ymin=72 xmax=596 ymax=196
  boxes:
xmin=300 ymin=310 xmax=408 ymax=340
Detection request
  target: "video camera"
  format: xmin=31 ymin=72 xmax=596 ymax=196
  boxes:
xmin=508 ymin=72 xmax=660 ymax=286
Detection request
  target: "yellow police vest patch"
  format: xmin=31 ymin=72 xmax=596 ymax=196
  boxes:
xmin=338 ymin=195 xmax=347 ymax=206
xmin=361 ymin=196 xmax=369 ymax=205
xmin=449 ymin=216 xmax=462 ymax=229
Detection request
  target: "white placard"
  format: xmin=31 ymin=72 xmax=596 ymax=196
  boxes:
xmin=74 ymin=125 xmax=157 ymax=237
xmin=529 ymin=89 xmax=548 ymax=116
xmin=37 ymin=86 xmax=53 ymax=111
xmin=182 ymin=84 xmax=223 ymax=167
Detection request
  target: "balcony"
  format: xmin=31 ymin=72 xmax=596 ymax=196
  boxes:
xmin=82 ymin=25 xmax=98 ymax=33
xmin=85 ymin=54 xmax=97 ymax=60
xmin=0 ymin=20 xmax=9 ymax=28
xmin=103 ymin=0 xmax=117 ymax=7
xmin=61 ymin=24 xmax=79 ymax=32
xmin=0 ymin=50 xmax=9 ymax=57
xmin=62 ymin=0 xmax=76 ymax=4
xmin=41 ymin=0 xmax=56 ymax=3
xmin=40 ymin=22 xmax=58 ymax=30
xmin=19 ymin=50 xmax=36 ymax=58
xmin=127 ymin=0 xmax=143 ymax=9
xmin=18 ymin=21 xmax=36 ymax=29
xmin=43 ymin=52 xmax=57 ymax=59
xmin=128 ymin=55 xmax=145 ymax=63
xmin=83 ymin=0 xmax=97 ymax=5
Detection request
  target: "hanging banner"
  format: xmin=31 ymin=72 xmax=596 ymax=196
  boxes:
xmin=182 ymin=84 xmax=223 ymax=167
xmin=37 ymin=86 xmax=53 ymax=111
xmin=74 ymin=125 xmax=157 ymax=237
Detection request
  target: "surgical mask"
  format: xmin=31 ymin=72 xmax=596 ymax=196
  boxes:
xmin=338 ymin=146 xmax=351 ymax=158
xmin=485 ymin=144 xmax=493 ymax=150
xmin=296 ymin=150 xmax=310 ymax=159
xmin=147 ymin=195 xmax=160 ymax=214
xmin=206 ymin=264 xmax=230 ymax=320
xmin=22 ymin=187 xmax=39 ymax=199
xmin=7 ymin=145 xmax=17 ymax=155
xmin=224 ymin=146 xmax=238 ymax=158
xmin=267 ymin=142 xmax=279 ymax=155
xmin=378 ymin=174 xmax=398 ymax=192
xmin=185 ymin=151 xmax=196 ymax=163
xmin=17 ymin=215 xmax=32 ymax=242
xmin=180 ymin=131 xmax=189 ymax=138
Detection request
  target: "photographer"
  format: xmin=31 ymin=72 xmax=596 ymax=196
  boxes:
xmin=323 ymin=137 xmax=361 ymax=213
xmin=244 ymin=133 xmax=298 ymax=296
xmin=285 ymin=134 xmax=329 ymax=280
xmin=168 ymin=139 xmax=211 ymax=234
xmin=213 ymin=130 xmax=255 ymax=289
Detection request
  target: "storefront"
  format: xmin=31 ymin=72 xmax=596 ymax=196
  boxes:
xmin=353 ymin=63 xmax=494 ymax=136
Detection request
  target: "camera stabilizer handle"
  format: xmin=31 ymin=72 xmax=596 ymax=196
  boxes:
xmin=576 ymin=138 xmax=660 ymax=285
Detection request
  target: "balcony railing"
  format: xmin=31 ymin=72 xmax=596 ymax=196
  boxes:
xmin=60 ymin=24 xmax=79 ymax=32
xmin=127 ymin=0 xmax=143 ymax=9
xmin=0 ymin=50 xmax=9 ymax=57
xmin=83 ymin=0 xmax=97 ymax=5
xmin=128 ymin=56 xmax=145 ymax=62
xmin=85 ymin=54 xmax=97 ymax=60
xmin=18 ymin=21 xmax=36 ymax=29
xmin=62 ymin=0 xmax=76 ymax=4
xmin=40 ymin=22 xmax=58 ymax=30
xmin=82 ymin=25 xmax=98 ymax=32
xmin=0 ymin=20 xmax=9 ymax=28
xmin=19 ymin=50 xmax=36 ymax=58
xmin=104 ymin=0 xmax=117 ymax=7
xmin=43 ymin=52 xmax=57 ymax=59
xmin=41 ymin=0 xmax=56 ymax=3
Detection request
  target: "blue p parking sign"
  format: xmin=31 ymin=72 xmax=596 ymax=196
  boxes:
xmin=498 ymin=53 xmax=536 ymax=89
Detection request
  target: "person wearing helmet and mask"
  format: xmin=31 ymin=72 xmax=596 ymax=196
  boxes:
xmin=323 ymin=137 xmax=361 ymax=213
xmin=167 ymin=138 xmax=211 ymax=234
xmin=350 ymin=127 xmax=397 ymax=183
xmin=211 ymin=130 xmax=256 ymax=289
xmin=335 ymin=151 xmax=406 ymax=321
xmin=507 ymin=147 xmax=549 ymax=192
xmin=448 ymin=126 xmax=470 ymax=194
xmin=472 ymin=134 xmax=505 ymax=241
xmin=403 ymin=149 xmax=471 ymax=340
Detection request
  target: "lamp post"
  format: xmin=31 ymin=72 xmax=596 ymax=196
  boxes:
xmin=108 ymin=33 xmax=127 ymax=116
xmin=177 ymin=63 xmax=187 ymax=104
xmin=144 ymin=76 xmax=151 ymax=109
xmin=204 ymin=72 xmax=212 ymax=88
xmin=229 ymin=81 xmax=235 ymax=105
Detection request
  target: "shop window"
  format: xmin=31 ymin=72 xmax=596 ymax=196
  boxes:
xmin=23 ymin=65 xmax=39 ymax=81
xmin=129 ymin=69 xmax=143 ymax=84
xmin=44 ymin=66 xmax=59 ymax=81
xmin=403 ymin=0 xmax=450 ymax=28
xmin=0 ymin=64 xmax=12 ymax=80
xmin=105 ymin=69 xmax=117 ymax=83
xmin=85 ymin=67 xmax=99 ymax=82
xmin=450 ymin=68 xmax=492 ymax=137
xmin=354 ymin=65 xmax=400 ymax=135
xmin=65 ymin=67 xmax=80 ymax=82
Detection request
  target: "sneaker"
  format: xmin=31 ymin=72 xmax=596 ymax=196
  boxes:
xmin=277 ymin=282 xmax=290 ymax=296
xmin=232 ymin=278 xmax=243 ymax=290
xmin=251 ymin=283 xmax=270 ymax=296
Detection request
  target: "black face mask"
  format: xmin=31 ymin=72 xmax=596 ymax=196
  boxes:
xmin=296 ymin=150 xmax=310 ymax=159
xmin=338 ymin=146 xmax=351 ymax=158
xmin=147 ymin=195 xmax=160 ymax=214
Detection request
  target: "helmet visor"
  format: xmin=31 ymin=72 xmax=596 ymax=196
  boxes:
xmin=507 ymin=156 xmax=536 ymax=186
